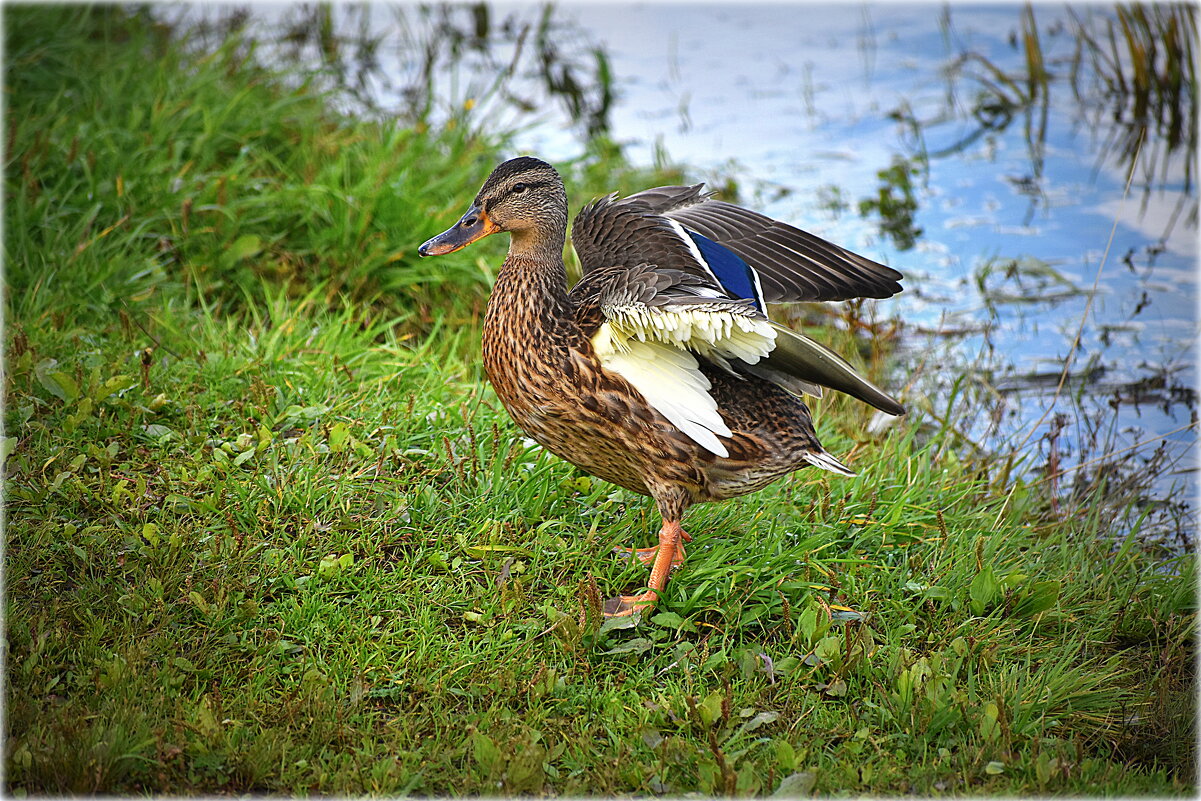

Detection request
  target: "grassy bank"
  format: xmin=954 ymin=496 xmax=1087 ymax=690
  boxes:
xmin=4 ymin=6 xmax=1194 ymax=795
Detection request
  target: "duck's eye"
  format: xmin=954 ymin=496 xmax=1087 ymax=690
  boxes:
xmin=511 ymin=182 xmax=528 ymax=194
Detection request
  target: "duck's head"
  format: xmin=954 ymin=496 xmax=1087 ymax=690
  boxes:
xmin=419 ymin=156 xmax=567 ymax=257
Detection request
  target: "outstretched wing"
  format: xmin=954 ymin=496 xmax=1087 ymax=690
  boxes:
xmin=570 ymin=189 xmax=905 ymax=419
xmin=571 ymin=185 xmax=903 ymax=304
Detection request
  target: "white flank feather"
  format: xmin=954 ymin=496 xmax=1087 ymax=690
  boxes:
xmin=593 ymin=328 xmax=733 ymax=457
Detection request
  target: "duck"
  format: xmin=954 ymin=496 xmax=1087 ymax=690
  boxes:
xmin=418 ymin=156 xmax=903 ymax=617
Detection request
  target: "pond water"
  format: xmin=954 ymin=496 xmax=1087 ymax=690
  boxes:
xmin=176 ymin=3 xmax=1197 ymax=544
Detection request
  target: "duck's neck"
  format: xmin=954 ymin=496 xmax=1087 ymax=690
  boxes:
xmin=498 ymin=218 xmax=572 ymax=311
xmin=482 ymin=229 xmax=577 ymax=385
xmin=506 ymin=223 xmax=567 ymax=269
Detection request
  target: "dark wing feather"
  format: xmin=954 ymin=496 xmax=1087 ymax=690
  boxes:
xmin=664 ymin=198 xmax=903 ymax=302
xmin=571 ymin=191 xmax=709 ymax=279
xmin=570 ymin=184 xmax=903 ymax=303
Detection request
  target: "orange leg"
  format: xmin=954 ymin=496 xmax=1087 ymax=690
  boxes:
xmin=614 ymin=529 xmax=692 ymax=567
xmin=604 ymin=520 xmax=689 ymax=617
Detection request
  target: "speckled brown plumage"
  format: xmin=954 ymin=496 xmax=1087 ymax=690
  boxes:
xmin=419 ymin=156 xmax=904 ymax=615
xmin=483 ymin=255 xmax=830 ymax=511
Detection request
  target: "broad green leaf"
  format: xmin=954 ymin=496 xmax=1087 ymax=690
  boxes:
xmin=980 ymin=701 xmax=1000 ymax=739
xmin=318 ymin=553 xmax=354 ymax=577
xmin=773 ymin=656 xmax=800 ymax=675
xmin=505 ymin=742 xmax=545 ymax=793
xmin=650 ymin=611 xmax=693 ymax=631
xmin=328 ymin=422 xmax=350 ymax=452
xmin=639 ymin=728 xmax=663 ymax=749
xmin=469 ymin=730 xmax=502 ymax=771
xmin=1001 ymin=571 xmax=1029 ymax=588
xmin=739 ymin=604 xmax=768 ymax=624
xmin=12 ymin=350 xmax=32 ymax=376
xmin=189 ymin=591 xmax=210 ymax=614
xmin=599 ymin=615 xmax=639 ymax=634
xmin=228 ymin=233 xmax=263 ymax=261
xmin=970 ymin=565 xmax=1001 ymax=615
xmin=736 ymin=763 xmax=761 ymax=795
xmin=196 ymin=695 xmax=220 ymax=735
xmin=775 ymin=739 xmax=797 ymax=772
xmin=800 ymin=648 xmax=826 ymax=667
xmin=697 ymin=690 xmax=724 ymax=727
xmin=922 ymin=585 xmax=952 ymax=601
xmin=35 ymin=360 xmax=79 ymax=403
xmin=277 ymin=404 xmax=330 ymax=427
xmin=772 ymin=771 xmax=816 ymax=797
xmin=94 ymin=374 xmax=137 ymax=402
xmin=1014 ymin=580 xmax=1060 ymax=617
xmin=603 ymin=637 xmax=652 ymax=655
xmin=140 ymin=421 xmax=170 ymax=438
xmin=737 ymin=710 xmax=779 ymax=735
xmin=1036 ymin=753 xmax=1056 ymax=785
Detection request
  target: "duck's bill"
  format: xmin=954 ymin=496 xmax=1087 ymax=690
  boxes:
xmin=418 ymin=205 xmax=499 ymax=256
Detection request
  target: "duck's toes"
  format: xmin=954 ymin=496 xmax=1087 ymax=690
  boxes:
xmin=613 ymin=543 xmax=687 ymax=569
xmin=603 ymin=591 xmax=658 ymax=617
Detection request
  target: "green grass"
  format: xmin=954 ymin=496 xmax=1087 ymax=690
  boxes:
xmin=4 ymin=6 xmax=1195 ymax=796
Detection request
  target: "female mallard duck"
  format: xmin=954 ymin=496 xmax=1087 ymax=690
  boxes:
xmin=419 ymin=156 xmax=903 ymax=616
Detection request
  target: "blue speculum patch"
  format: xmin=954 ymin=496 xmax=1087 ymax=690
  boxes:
xmin=685 ymin=230 xmax=764 ymax=312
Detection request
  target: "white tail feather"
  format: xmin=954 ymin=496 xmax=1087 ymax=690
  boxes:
xmin=801 ymin=449 xmax=857 ymax=477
